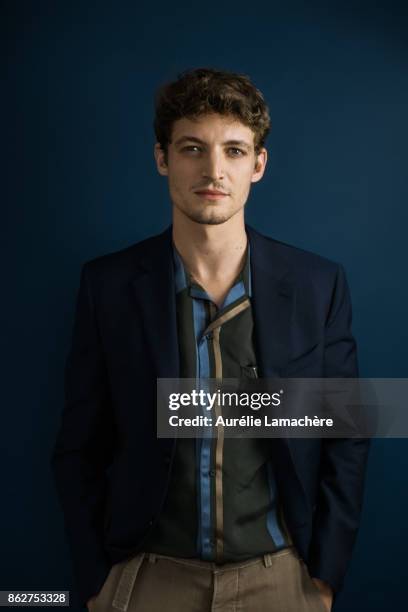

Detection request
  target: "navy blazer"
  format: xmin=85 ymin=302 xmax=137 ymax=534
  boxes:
xmin=51 ymin=225 xmax=370 ymax=608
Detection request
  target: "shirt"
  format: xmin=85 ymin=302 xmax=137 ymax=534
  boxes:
xmin=145 ymin=240 xmax=293 ymax=561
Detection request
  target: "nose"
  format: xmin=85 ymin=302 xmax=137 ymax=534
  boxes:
xmin=201 ymin=149 xmax=225 ymax=182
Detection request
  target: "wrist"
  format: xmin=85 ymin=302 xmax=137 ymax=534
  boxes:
xmin=312 ymin=578 xmax=333 ymax=594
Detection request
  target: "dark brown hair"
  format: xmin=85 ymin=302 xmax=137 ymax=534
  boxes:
xmin=154 ymin=68 xmax=271 ymax=156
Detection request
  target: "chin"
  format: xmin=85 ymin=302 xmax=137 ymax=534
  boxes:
xmin=181 ymin=205 xmax=240 ymax=226
xmin=187 ymin=213 xmax=233 ymax=225
xmin=173 ymin=199 xmax=243 ymax=225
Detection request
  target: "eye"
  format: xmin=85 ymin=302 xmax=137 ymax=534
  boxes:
xmin=181 ymin=145 xmax=202 ymax=154
xmin=227 ymin=147 xmax=246 ymax=157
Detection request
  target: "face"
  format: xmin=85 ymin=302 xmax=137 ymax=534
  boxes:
xmin=154 ymin=113 xmax=267 ymax=225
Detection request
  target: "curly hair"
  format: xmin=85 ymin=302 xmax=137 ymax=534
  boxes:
xmin=154 ymin=68 xmax=271 ymax=157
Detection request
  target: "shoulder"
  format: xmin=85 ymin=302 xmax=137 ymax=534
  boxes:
xmin=81 ymin=227 xmax=172 ymax=284
xmin=246 ymin=225 xmax=343 ymax=287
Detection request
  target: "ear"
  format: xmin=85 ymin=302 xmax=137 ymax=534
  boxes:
xmin=154 ymin=143 xmax=168 ymax=176
xmin=251 ymin=148 xmax=267 ymax=183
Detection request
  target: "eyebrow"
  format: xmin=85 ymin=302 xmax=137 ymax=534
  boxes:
xmin=173 ymin=136 xmax=252 ymax=150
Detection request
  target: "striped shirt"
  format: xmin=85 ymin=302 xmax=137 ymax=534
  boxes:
xmin=145 ymin=241 xmax=293 ymax=561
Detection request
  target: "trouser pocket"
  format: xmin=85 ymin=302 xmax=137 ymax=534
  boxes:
xmin=111 ymin=553 xmax=145 ymax=612
xmin=298 ymin=559 xmax=328 ymax=612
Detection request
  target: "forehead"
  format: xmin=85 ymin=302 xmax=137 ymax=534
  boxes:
xmin=170 ymin=113 xmax=255 ymax=146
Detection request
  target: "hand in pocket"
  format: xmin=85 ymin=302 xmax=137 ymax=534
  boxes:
xmin=86 ymin=594 xmax=98 ymax=611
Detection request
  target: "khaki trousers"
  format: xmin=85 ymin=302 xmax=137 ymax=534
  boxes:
xmin=90 ymin=546 xmax=327 ymax=612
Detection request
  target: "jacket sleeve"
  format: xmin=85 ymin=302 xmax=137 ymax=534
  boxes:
xmin=51 ymin=263 xmax=115 ymax=608
xmin=308 ymin=264 xmax=371 ymax=596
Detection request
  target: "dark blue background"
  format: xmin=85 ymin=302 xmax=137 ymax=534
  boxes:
xmin=2 ymin=0 xmax=408 ymax=609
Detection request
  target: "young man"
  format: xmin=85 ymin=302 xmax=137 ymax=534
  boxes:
xmin=51 ymin=68 xmax=370 ymax=612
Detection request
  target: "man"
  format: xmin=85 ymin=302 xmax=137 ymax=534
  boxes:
xmin=51 ymin=68 xmax=370 ymax=612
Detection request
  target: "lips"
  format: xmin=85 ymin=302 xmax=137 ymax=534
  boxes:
xmin=194 ymin=190 xmax=229 ymax=200
xmin=195 ymin=190 xmax=227 ymax=195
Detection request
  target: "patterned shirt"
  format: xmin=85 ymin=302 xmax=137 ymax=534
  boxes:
xmin=145 ymin=241 xmax=293 ymax=561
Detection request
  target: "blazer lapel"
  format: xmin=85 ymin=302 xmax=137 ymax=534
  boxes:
xmin=129 ymin=225 xmax=296 ymax=380
xmin=130 ymin=226 xmax=180 ymax=379
xmin=247 ymin=225 xmax=294 ymax=377
xmin=247 ymin=225 xmax=310 ymax=522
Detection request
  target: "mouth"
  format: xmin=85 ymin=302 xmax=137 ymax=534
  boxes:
xmin=194 ymin=190 xmax=229 ymax=201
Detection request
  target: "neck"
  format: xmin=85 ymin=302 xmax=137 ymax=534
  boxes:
xmin=172 ymin=208 xmax=247 ymax=284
